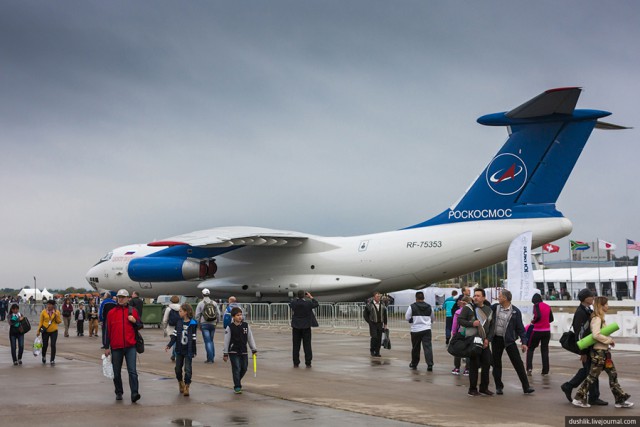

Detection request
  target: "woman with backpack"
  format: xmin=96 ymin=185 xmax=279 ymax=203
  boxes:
xmin=161 ymin=295 xmax=182 ymax=362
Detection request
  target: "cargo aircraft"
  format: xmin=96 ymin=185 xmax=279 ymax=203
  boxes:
xmin=86 ymin=87 xmax=626 ymax=301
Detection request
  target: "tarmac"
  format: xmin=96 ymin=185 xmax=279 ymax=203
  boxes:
xmin=1 ymin=318 xmax=640 ymax=427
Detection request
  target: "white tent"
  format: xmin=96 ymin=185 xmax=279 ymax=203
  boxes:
xmin=17 ymin=288 xmax=53 ymax=302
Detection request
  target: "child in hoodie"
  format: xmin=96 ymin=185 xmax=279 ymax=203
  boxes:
xmin=166 ymin=303 xmax=198 ymax=396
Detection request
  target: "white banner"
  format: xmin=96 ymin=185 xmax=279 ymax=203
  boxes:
xmin=507 ymin=231 xmax=536 ymax=310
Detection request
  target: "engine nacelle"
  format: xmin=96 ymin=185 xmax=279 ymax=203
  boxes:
xmin=128 ymin=257 xmax=201 ymax=282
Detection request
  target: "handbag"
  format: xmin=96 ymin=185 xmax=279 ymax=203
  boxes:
xmin=135 ymin=330 xmax=145 ymax=354
xmin=18 ymin=317 xmax=31 ymax=334
xmin=560 ymin=330 xmax=580 ymax=354
xmin=447 ymin=332 xmax=483 ymax=358
xmin=129 ymin=306 xmax=144 ymax=354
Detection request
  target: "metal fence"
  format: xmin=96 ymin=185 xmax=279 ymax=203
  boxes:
xmin=224 ymin=302 xmax=447 ymax=337
xmin=16 ymin=302 xmax=447 ymax=337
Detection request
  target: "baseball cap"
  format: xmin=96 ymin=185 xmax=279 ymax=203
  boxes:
xmin=116 ymin=289 xmax=130 ymax=297
xmin=202 ymin=289 xmax=210 ymax=295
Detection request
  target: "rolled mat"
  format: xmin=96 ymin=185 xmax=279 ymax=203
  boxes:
xmin=577 ymin=322 xmax=619 ymax=350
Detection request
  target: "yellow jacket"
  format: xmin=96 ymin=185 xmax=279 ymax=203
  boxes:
xmin=38 ymin=309 xmax=62 ymax=334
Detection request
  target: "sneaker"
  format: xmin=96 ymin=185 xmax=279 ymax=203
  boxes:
xmin=115 ymin=393 xmax=123 ymax=401
xmin=463 ymin=369 xmax=469 ymax=376
xmin=527 ymin=369 xmax=532 ymax=376
xmin=42 ymin=358 xmax=46 ymax=365
xmin=572 ymin=399 xmax=591 ymax=408
xmin=233 ymin=387 xmax=242 ymax=394
xmin=131 ymin=393 xmax=141 ymax=403
xmin=13 ymin=361 xmax=18 ymax=366
xmin=409 ymin=364 xmax=417 ymax=370
xmin=427 ymin=365 xmax=433 ymax=372
xmin=50 ymin=361 xmax=55 ymax=366
xmin=615 ymin=401 xmax=634 ymax=408
xmin=18 ymin=360 xmax=22 ymax=365
xmin=467 ymin=389 xmax=480 ymax=397
xmin=451 ymin=368 xmax=460 ymax=375
xmin=479 ymin=389 xmax=494 ymax=396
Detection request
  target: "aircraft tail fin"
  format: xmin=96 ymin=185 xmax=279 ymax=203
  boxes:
xmin=408 ymin=87 xmax=620 ymax=229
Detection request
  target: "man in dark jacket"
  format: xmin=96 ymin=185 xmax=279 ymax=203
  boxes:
xmin=289 ymin=290 xmax=319 ymax=367
xmin=363 ymin=292 xmax=388 ymax=357
xmin=130 ymin=291 xmax=144 ymax=318
xmin=105 ymin=289 xmax=142 ymax=403
xmin=561 ymin=288 xmax=606 ymax=405
xmin=490 ymin=289 xmax=534 ymax=395
xmin=458 ymin=288 xmax=494 ymax=396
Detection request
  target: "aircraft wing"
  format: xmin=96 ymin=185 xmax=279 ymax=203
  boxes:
xmin=148 ymin=226 xmax=311 ymax=248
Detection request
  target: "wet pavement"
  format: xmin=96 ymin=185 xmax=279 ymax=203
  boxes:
xmin=1 ymin=321 xmax=639 ymax=426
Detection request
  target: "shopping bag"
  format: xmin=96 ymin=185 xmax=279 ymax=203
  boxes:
xmin=33 ymin=336 xmax=43 ymax=357
xmin=382 ymin=328 xmax=391 ymax=350
xmin=102 ymin=354 xmax=114 ymax=379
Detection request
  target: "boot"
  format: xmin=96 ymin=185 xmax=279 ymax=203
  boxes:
xmin=178 ymin=381 xmax=185 ymax=393
xmin=183 ymin=384 xmax=190 ymax=397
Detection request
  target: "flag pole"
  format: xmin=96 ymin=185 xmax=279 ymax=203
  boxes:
xmin=542 ymin=247 xmax=546 ymax=292
xmin=626 ymin=239 xmax=630 ymax=287
xmin=596 ymin=238 xmax=602 ymax=292
xmin=569 ymin=239 xmax=574 ymax=298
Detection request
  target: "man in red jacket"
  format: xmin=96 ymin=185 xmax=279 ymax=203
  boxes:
xmin=105 ymin=289 xmax=142 ymax=403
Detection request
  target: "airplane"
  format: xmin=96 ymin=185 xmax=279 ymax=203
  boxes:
xmin=86 ymin=87 xmax=627 ymax=302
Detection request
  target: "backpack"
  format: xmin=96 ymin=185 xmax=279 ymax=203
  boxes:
xmin=168 ymin=308 xmax=180 ymax=327
xmin=202 ymin=301 xmax=218 ymax=322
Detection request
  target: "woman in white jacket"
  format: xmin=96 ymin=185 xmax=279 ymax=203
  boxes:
xmin=161 ymin=295 xmax=182 ymax=361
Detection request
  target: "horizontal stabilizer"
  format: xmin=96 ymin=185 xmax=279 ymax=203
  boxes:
xmin=506 ymin=87 xmax=581 ymax=118
xmin=595 ymin=121 xmax=632 ymax=130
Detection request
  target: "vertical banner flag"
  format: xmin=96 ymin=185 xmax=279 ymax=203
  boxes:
xmin=507 ymin=231 xmax=535 ymax=310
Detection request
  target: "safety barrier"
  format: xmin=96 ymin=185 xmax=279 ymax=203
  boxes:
xmin=15 ymin=301 xmax=640 ymax=338
xmin=14 ymin=302 xmax=448 ymax=335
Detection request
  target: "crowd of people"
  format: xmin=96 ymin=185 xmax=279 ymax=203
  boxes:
xmin=4 ymin=285 xmax=634 ymax=410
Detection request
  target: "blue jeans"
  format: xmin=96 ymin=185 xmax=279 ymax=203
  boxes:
xmin=111 ymin=346 xmax=138 ymax=396
xmin=10 ymin=334 xmax=24 ymax=362
xmin=229 ymin=354 xmax=248 ymax=389
xmin=200 ymin=323 xmax=216 ymax=362
xmin=175 ymin=354 xmax=193 ymax=384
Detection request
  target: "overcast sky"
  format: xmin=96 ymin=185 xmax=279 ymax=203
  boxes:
xmin=1 ymin=1 xmax=638 ymax=291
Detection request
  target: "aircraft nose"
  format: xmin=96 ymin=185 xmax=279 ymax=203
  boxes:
xmin=85 ymin=266 xmax=99 ymax=291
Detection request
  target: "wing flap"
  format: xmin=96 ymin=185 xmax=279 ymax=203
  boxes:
xmin=148 ymin=226 xmax=309 ymax=248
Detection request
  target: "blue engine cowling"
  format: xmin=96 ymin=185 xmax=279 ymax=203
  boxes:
xmin=128 ymin=257 xmax=201 ymax=282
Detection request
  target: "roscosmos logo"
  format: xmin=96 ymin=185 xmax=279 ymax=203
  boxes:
xmin=485 ymin=153 xmax=527 ymax=196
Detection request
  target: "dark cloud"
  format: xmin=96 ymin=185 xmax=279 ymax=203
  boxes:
xmin=1 ymin=1 xmax=638 ymax=289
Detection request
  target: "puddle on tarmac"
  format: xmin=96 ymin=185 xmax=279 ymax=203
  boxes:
xmin=170 ymin=419 xmax=204 ymax=426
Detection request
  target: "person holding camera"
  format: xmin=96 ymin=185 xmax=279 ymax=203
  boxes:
xmin=289 ymin=290 xmax=319 ymax=367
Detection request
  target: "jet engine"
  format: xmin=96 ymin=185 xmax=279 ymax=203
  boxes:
xmin=128 ymin=257 xmax=202 ymax=282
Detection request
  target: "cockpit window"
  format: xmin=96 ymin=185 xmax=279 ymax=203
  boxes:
xmin=93 ymin=252 xmax=113 ymax=267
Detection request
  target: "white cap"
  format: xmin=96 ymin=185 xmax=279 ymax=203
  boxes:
xmin=116 ymin=289 xmax=130 ymax=297
xmin=202 ymin=289 xmax=210 ymax=295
